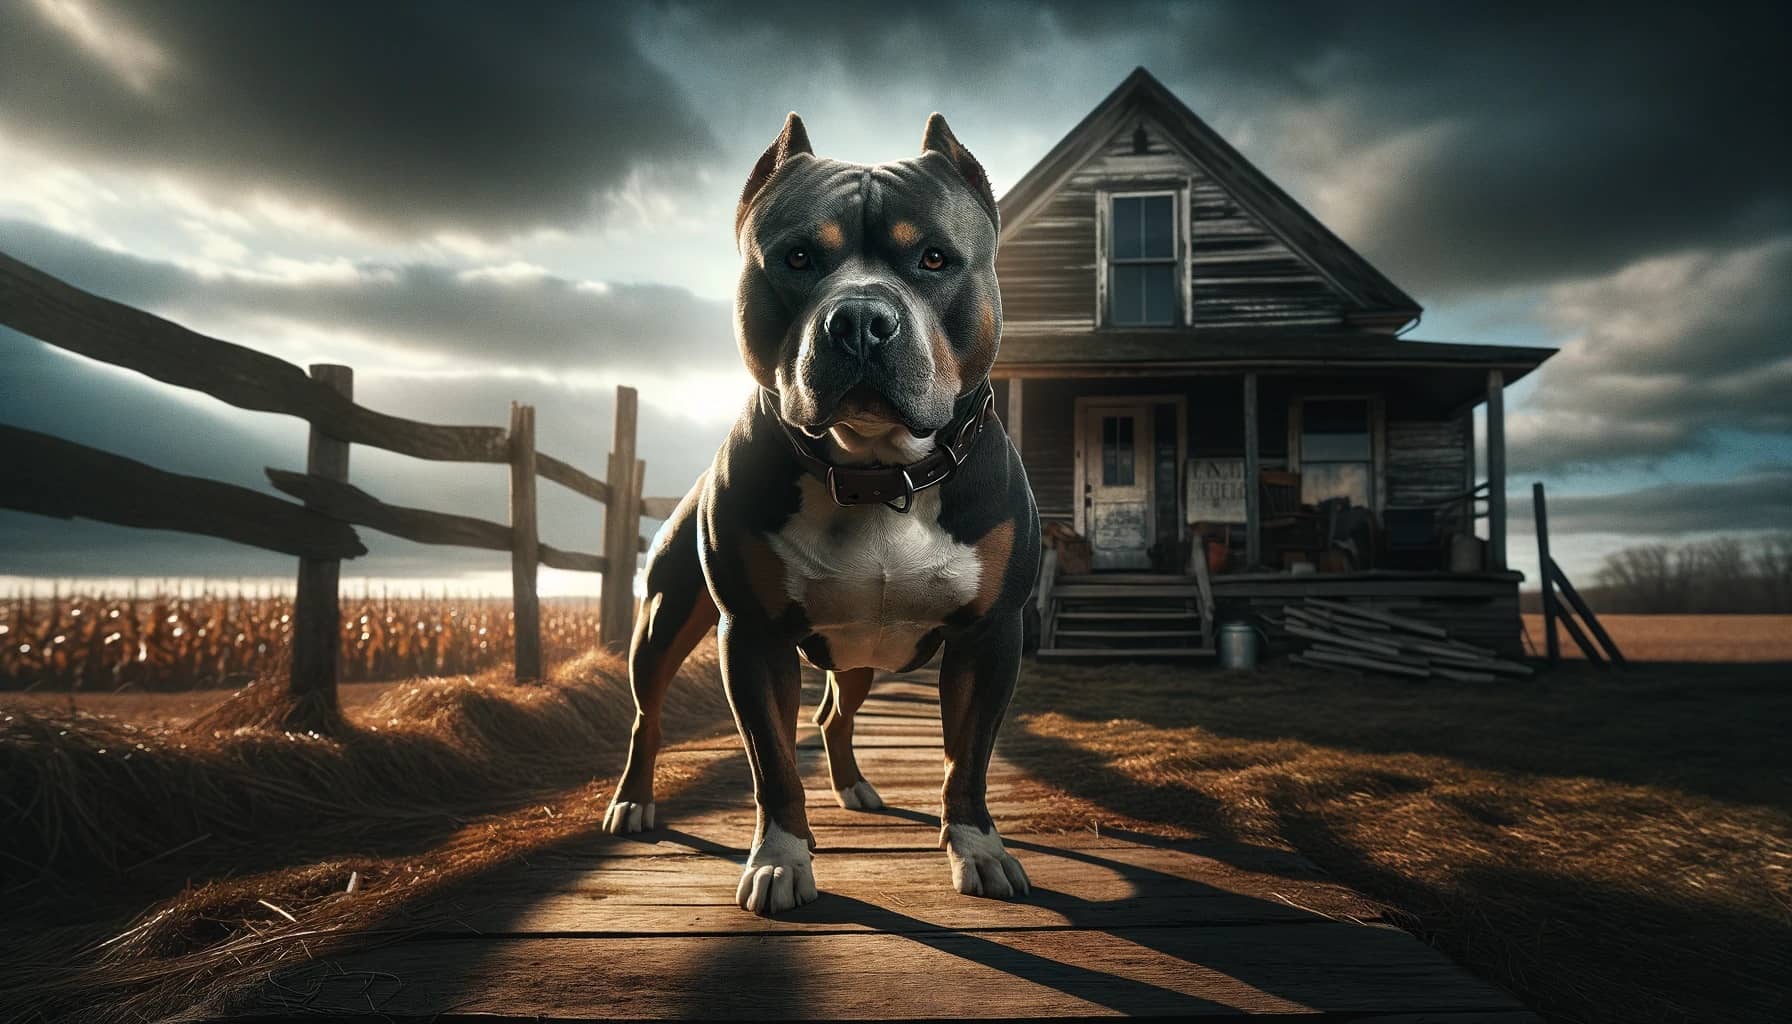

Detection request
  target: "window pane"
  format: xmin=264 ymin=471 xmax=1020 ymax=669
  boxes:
xmin=1101 ymin=415 xmax=1135 ymax=486
xmin=1141 ymin=195 xmax=1174 ymax=258
xmin=1142 ymin=262 xmax=1176 ymax=324
xmin=1113 ymin=263 xmax=1177 ymax=326
xmin=1301 ymin=399 xmax=1371 ymax=460
xmin=1117 ymin=416 xmax=1134 ymax=484
xmin=1102 ymin=416 xmax=1118 ymax=485
xmin=1112 ymin=264 xmax=1143 ymax=324
xmin=1111 ymin=196 xmax=1141 ymax=260
xmin=1300 ymin=462 xmax=1371 ymax=508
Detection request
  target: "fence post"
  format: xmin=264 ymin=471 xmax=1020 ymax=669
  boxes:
xmin=600 ymin=385 xmax=640 ymax=651
xmin=1533 ymin=481 xmax=1560 ymax=664
xmin=508 ymin=402 xmax=542 ymax=682
xmin=290 ymin=364 xmax=352 ymax=717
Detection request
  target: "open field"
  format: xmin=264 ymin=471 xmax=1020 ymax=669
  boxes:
xmin=1523 ymin=612 xmax=1792 ymax=662
xmin=1004 ymin=657 xmax=1792 ymax=1023
xmin=0 ymin=592 xmax=608 ymax=691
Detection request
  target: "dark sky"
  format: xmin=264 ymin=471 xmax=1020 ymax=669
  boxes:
xmin=1 ymin=1 xmax=1787 ymax=589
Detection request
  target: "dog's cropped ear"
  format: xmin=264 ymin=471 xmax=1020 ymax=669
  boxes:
xmin=921 ymin=113 xmax=998 ymax=234
xmin=736 ymin=112 xmax=813 ymax=242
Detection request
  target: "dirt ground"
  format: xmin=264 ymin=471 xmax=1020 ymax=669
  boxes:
xmin=1522 ymin=613 xmax=1792 ymax=662
xmin=1003 ymin=655 xmax=1792 ymax=1024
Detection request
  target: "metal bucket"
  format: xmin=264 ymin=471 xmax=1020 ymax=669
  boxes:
xmin=1217 ymin=622 xmax=1261 ymax=670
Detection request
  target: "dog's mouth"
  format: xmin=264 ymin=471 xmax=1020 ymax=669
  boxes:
xmin=797 ymin=383 xmax=937 ymax=440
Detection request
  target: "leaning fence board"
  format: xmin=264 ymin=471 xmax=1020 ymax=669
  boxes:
xmin=1 ymin=425 xmax=364 ymax=559
xmin=1550 ymin=558 xmax=1627 ymax=666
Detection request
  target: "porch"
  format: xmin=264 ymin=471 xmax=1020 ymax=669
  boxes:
xmin=992 ymin=332 xmax=1550 ymax=660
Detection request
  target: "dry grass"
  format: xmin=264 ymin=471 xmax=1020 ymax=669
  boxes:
xmin=1003 ymin=658 xmax=1792 ymax=1023
xmin=0 ymin=680 xmax=401 ymax=729
xmin=1524 ymin=613 xmax=1792 ymax=662
xmin=0 ymin=639 xmax=735 ymax=1024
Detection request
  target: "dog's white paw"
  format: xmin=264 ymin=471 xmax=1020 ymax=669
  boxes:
xmin=943 ymin=822 xmax=1030 ymax=899
xmin=736 ymin=819 xmax=819 ymax=916
xmin=834 ymin=778 xmax=884 ymax=811
xmin=602 ymin=799 xmax=655 ymax=834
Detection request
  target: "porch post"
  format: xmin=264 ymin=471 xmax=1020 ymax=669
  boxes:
xmin=1243 ymin=372 xmax=1261 ymax=570
xmin=1005 ymin=377 xmax=1024 ymax=455
xmin=1486 ymin=369 xmax=1507 ymax=571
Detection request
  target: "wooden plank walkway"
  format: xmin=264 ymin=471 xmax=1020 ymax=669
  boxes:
xmin=224 ymin=674 xmax=1535 ymax=1021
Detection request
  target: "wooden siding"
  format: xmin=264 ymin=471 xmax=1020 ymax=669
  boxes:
xmin=998 ymin=112 xmax=1349 ymax=336
xmin=1019 ymin=379 xmax=1077 ymax=522
xmin=1387 ymin=417 xmax=1470 ymax=512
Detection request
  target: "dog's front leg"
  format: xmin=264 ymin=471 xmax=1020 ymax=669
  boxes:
xmin=718 ymin=616 xmax=817 ymax=915
xmin=937 ymin=608 xmax=1030 ymax=899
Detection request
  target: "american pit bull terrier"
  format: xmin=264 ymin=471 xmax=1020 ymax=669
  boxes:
xmin=603 ymin=111 xmax=1039 ymax=917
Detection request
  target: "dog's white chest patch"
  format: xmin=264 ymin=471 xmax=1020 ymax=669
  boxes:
xmin=766 ymin=476 xmax=978 ymax=671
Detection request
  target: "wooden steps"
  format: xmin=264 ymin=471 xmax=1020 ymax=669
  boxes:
xmin=1055 ymin=628 xmax=1203 ymax=640
xmin=1057 ymin=609 xmax=1199 ymax=621
xmin=1052 ymin=584 xmax=1201 ymax=599
xmin=1037 ymin=562 xmax=1215 ymax=662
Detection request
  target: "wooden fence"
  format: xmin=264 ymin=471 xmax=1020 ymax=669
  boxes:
xmin=0 ymin=249 xmax=679 ymax=697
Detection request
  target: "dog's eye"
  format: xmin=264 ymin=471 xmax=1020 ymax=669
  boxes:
xmin=919 ymin=247 xmax=947 ymax=271
xmin=785 ymin=247 xmax=811 ymax=270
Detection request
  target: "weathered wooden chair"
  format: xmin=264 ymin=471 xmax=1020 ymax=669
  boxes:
xmin=1259 ymin=470 xmax=1323 ymax=568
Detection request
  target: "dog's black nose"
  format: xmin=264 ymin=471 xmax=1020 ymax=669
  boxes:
xmin=826 ymin=297 xmax=901 ymax=355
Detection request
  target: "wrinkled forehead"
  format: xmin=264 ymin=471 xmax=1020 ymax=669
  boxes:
xmin=743 ymin=154 xmax=995 ymax=256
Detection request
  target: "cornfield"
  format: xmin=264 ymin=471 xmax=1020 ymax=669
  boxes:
xmin=0 ymin=586 xmax=609 ymax=691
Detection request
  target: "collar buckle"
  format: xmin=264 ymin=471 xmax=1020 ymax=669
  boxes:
xmin=884 ymin=468 xmax=917 ymax=514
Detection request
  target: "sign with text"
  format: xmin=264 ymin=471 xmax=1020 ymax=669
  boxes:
xmin=1187 ymin=458 xmax=1246 ymax=523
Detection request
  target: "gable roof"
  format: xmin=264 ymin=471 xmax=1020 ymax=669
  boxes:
xmin=997 ymin=66 xmax=1421 ymax=324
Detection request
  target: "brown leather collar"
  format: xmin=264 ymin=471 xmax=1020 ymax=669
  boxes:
xmin=763 ymin=380 xmax=996 ymax=513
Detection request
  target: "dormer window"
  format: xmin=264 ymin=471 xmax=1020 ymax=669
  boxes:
xmin=1107 ymin=191 xmax=1179 ymax=326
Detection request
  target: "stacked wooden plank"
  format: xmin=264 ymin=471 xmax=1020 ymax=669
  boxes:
xmin=1278 ymin=597 xmax=1533 ymax=682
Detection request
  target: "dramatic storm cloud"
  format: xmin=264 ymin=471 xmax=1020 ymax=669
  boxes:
xmin=0 ymin=0 xmax=715 ymax=241
xmin=1509 ymin=237 xmax=1792 ymax=471
xmin=1522 ymin=469 xmax=1792 ymax=539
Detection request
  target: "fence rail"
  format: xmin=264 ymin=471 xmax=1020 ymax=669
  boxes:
xmin=4 ymin=425 xmax=366 ymax=560
xmin=0 ymin=249 xmax=678 ymax=697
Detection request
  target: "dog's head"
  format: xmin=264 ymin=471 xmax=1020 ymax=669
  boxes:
xmin=733 ymin=112 xmax=1001 ymax=450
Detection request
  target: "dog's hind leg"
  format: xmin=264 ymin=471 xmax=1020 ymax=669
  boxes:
xmin=818 ymin=668 xmax=882 ymax=810
xmin=604 ymin=480 xmax=717 ymax=835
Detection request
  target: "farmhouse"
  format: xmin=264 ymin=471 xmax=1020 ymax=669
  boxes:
xmin=991 ymin=68 xmax=1554 ymax=658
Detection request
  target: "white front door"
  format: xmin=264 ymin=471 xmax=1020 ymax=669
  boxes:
xmin=1082 ymin=403 xmax=1153 ymax=570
